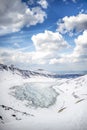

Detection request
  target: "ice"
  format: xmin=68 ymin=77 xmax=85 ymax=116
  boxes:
xmin=10 ymin=83 xmax=58 ymax=108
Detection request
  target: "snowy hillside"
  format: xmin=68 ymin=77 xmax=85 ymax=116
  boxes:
xmin=0 ymin=64 xmax=87 ymax=130
xmin=0 ymin=64 xmax=55 ymax=78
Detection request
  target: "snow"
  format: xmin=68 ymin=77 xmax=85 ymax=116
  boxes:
xmin=0 ymin=68 xmax=87 ymax=130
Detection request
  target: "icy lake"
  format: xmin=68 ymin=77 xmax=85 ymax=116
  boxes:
xmin=10 ymin=82 xmax=58 ymax=108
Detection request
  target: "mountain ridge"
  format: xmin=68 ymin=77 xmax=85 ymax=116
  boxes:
xmin=0 ymin=63 xmax=84 ymax=79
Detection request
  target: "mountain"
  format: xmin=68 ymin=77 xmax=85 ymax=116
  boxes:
xmin=0 ymin=63 xmax=84 ymax=79
xmin=0 ymin=63 xmax=87 ymax=130
xmin=0 ymin=64 xmax=55 ymax=78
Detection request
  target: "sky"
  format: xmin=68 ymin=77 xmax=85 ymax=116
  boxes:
xmin=0 ymin=0 xmax=87 ymax=72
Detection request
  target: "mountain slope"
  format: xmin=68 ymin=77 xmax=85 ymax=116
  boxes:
xmin=0 ymin=64 xmax=55 ymax=78
xmin=0 ymin=64 xmax=83 ymax=79
xmin=0 ymin=64 xmax=87 ymax=130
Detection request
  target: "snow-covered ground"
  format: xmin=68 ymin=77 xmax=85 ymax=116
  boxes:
xmin=0 ymin=67 xmax=87 ymax=130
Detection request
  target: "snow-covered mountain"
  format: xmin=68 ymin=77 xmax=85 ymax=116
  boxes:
xmin=0 ymin=64 xmax=56 ymax=78
xmin=0 ymin=64 xmax=87 ymax=130
xmin=0 ymin=64 xmax=84 ymax=79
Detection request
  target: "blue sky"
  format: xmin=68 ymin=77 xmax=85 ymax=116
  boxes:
xmin=0 ymin=0 xmax=87 ymax=71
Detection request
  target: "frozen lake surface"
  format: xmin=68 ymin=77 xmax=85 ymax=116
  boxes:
xmin=10 ymin=82 xmax=58 ymax=108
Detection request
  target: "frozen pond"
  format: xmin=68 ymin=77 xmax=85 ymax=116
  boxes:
xmin=10 ymin=82 xmax=58 ymax=108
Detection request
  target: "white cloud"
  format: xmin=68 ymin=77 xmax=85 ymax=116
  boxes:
xmin=57 ymin=13 xmax=87 ymax=35
xmin=73 ymin=30 xmax=87 ymax=61
xmin=0 ymin=0 xmax=47 ymax=36
xmin=0 ymin=48 xmax=33 ymax=65
xmin=49 ymin=58 xmax=61 ymax=64
xmin=37 ymin=0 xmax=48 ymax=9
xmin=49 ymin=30 xmax=87 ymax=65
xmin=0 ymin=47 xmax=50 ymax=67
xmin=0 ymin=30 xmax=68 ymax=67
xmin=0 ymin=30 xmax=87 ymax=71
xmin=32 ymin=30 xmax=68 ymax=52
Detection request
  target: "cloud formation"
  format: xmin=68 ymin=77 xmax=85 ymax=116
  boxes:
xmin=0 ymin=29 xmax=87 ymax=71
xmin=73 ymin=30 xmax=87 ymax=62
xmin=0 ymin=30 xmax=68 ymax=66
xmin=37 ymin=0 xmax=48 ymax=9
xmin=0 ymin=0 xmax=47 ymax=36
xmin=57 ymin=13 xmax=87 ymax=35
xmin=32 ymin=30 xmax=68 ymax=52
xmin=49 ymin=30 xmax=87 ymax=65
